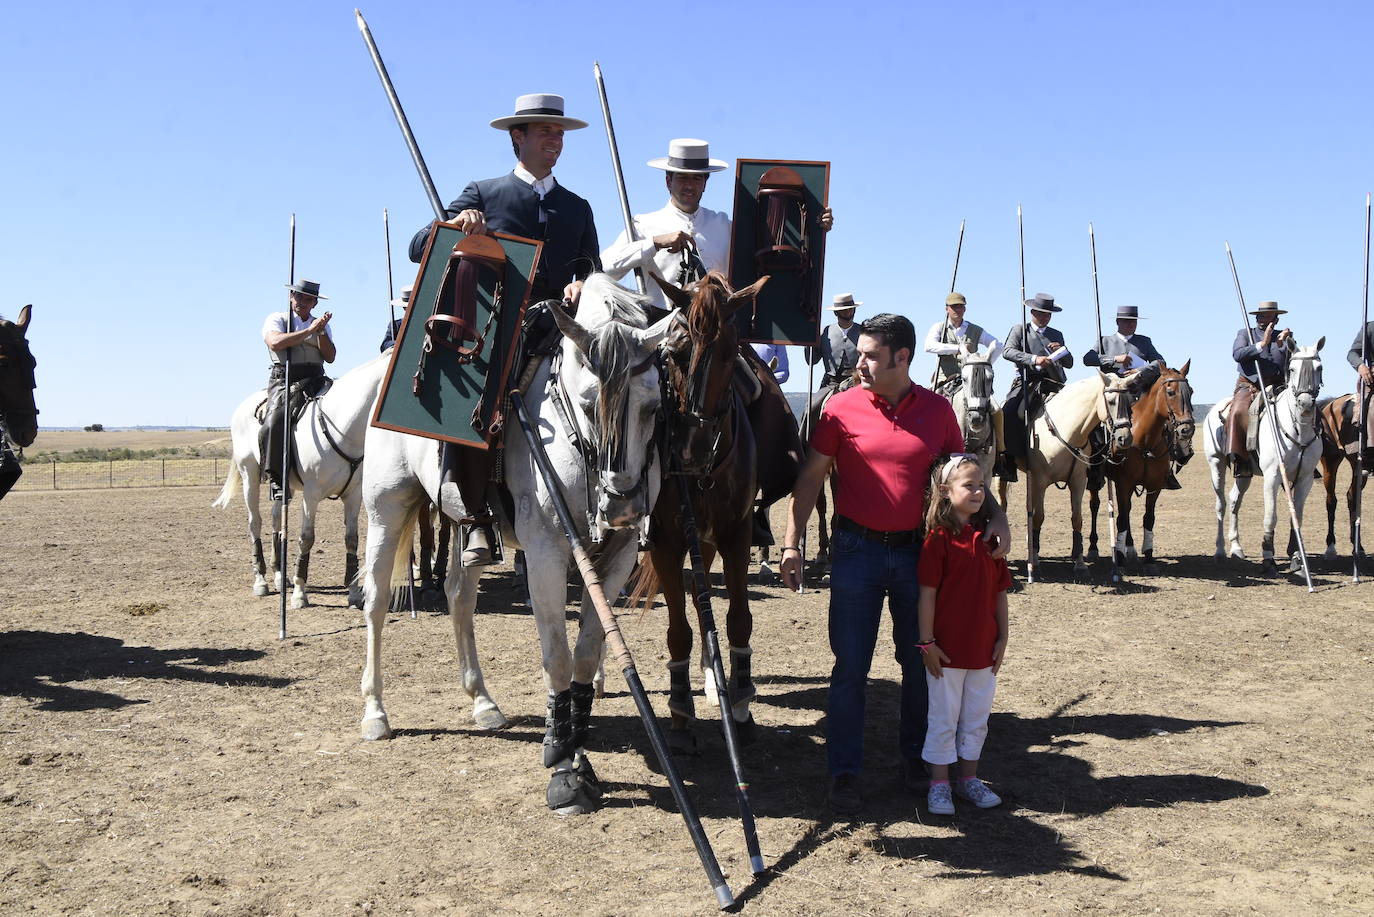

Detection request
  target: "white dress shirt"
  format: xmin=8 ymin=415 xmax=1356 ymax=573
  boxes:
xmin=924 ymin=319 xmax=1005 ymax=364
xmin=512 ymin=163 xmax=555 ymax=221
xmin=601 ymin=201 xmax=733 ymax=308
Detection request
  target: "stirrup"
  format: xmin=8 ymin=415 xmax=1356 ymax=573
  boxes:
xmin=460 ymin=523 xmax=495 ymax=567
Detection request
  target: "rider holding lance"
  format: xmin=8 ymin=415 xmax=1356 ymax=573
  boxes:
xmin=1082 ymin=304 xmax=1180 ymax=490
xmin=1345 ymin=316 xmax=1374 ymax=461
xmin=924 ymin=292 xmax=1004 ymax=398
xmin=261 ymin=279 xmax=335 ymax=500
xmin=408 ymin=93 xmax=600 ymax=566
xmin=1226 ymin=301 xmax=1294 ymax=478
xmin=999 ymin=293 xmax=1072 ymax=481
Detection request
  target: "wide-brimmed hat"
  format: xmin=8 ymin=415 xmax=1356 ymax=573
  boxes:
xmin=946 ymin=292 xmax=967 ymax=307
xmin=490 ymin=93 xmax=588 ymax=131
xmin=1250 ymin=300 xmax=1287 ymax=316
xmin=1025 ymin=292 xmax=1060 ymax=313
xmin=390 ymin=283 xmax=413 ymax=309
xmin=830 ymin=293 xmax=862 ymax=311
xmin=647 ymin=138 xmax=729 ymax=174
xmin=286 ymin=279 xmax=328 ymax=300
xmin=1115 ymin=305 xmax=1144 ymax=320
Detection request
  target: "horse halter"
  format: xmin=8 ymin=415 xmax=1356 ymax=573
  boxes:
xmin=414 ymin=235 xmax=506 ymax=394
xmin=1101 ymin=380 xmax=1135 ymax=456
xmin=1159 ymin=375 xmax=1196 ymax=463
xmin=958 ymin=357 xmax=995 ymax=453
xmin=0 ymin=328 xmax=37 ymax=445
xmin=660 ymin=317 xmax=737 ymax=481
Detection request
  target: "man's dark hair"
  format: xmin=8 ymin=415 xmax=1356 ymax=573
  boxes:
xmin=859 ymin=313 xmax=916 ymax=364
xmin=509 ymin=125 xmax=527 ymax=157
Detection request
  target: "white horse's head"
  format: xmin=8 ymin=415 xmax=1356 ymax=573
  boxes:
xmin=1286 ymin=337 xmax=1325 ymax=418
xmin=551 ymin=275 xmax=674 ymax=537
xmin=958 ymin=350 xmax=995 ymax=439
xmin=1099 ymin=370 xmax=1136 ymax=453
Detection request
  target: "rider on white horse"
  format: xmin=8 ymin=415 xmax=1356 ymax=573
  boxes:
xmin=1000 ymin=293 xmax=1074 ymax=483
xmin=1226 ymin=301 xmax=1295 ymax=478
xmin=925 ymin=291 xmax=1006 ymax=473
xmin=260 ymin=279 xmax=335 ymax=501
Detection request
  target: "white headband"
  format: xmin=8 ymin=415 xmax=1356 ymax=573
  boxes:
xmin=939 ymin=453 xmax=980 ymax=485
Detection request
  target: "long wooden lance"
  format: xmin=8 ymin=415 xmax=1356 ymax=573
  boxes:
xmin=357 ymin=19 xmax=731 ymax=905
xmin=1088 ymin=223 xmax=1122 ymax=584
xmin=509 ymin=390 xmax=734 ymax=909
xmin=279 ymin=213 xmax=296 ymax=640
xmin=1225 ymin=242 xmax=1313 ymax=591
xmin=1355 ymin=192 xmax=1371 ymax=584
xmin=355 ymin=9 xmax=446 ymax=221
xmin=930 ymin=219 xmax=967 ymax=388
xmin=592 ymin=62 xmax=646 ymax=295
xmin=1018 ymin=204 xmax=1035 ymax=583
xmin=383 ymin=206 xmax=419 ymax=617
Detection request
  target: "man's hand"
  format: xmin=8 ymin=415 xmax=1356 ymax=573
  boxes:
xmin=981 ymin=511 xmax=1011 ymax=559
xmin=1277 ymin=328 xmax=1293 ymax=345
xmin=453 ymin=209 xmax=487 ymax=234
xmin=1114 ymin=353 xmax=1131 ymax=366
xmin=1359 ymin=364 xmax=1373 ymax=387
xmin=819 ymin=207 xmax=834 ymax=232
xmin=780 ymin=548 xmax=803 ymax=591
xmin=653 ymin=231 xmax=691 ymax=253
xmin=1260 ymin=323 xmax=1274 ymax=347
xmin=311 ymin=312 xmax=332 ymax=334
xmin=922 ymin=643 xmax=950 ymax=678
xmin=562 ymin=280 xmax=584 ymax=306
xmin=991 ymin=638 xmax=1007 ymax=675
xmin=1033 ymin=355 xmax=1053 ymax=368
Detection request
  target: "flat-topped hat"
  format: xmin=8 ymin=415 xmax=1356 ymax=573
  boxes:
xmin=286 ymin=279 xmax=328 ymax=300
xmin=648 ymin=138 xmax=729 ymax=174
xmin=1115 ymin=305 xmax=1144 ymax=320
xmin=946 ymin=292 xmax=967 ymax=307
xmin=390 ymin=283 xmax=413 ymax=310
xmin=830 ymin=293 xmax=862 ymax=311
xmin=490 ymin=93 xmax=588 ymax=131
xmin=1025 ymin=292 xmax=1060 ymax=313
xmin=1250 ymin=300 xmax=1287 ymax=316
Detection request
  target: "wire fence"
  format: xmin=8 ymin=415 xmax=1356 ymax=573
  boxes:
xmin=13 ymin=458 xmax=230 ymax=491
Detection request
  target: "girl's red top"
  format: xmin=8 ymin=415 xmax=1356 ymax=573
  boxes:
xmin=918 ymin=523 xmax=1011 ymax=668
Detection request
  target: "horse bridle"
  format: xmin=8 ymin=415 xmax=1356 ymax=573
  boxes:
xmin=1159 ymin=375 xmax=1196 ymax=464
xmin=660 ymin=326 xmax=738 ymax=483
xmin=958 ymin=358 xmax=995 ymax=454
xmin=0 ymin=331 xmax=37 ymax=458
xmin=1272 ymin=354 xmax=1323 ymax=451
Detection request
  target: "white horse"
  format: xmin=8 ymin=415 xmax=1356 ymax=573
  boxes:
xmin=358 ymin=275 xmax=673 ymax=815
xmin=998 ymin=372 xmax=1135 ymax=579
xmin=1204 ymin=339 xmax=1325 ymax=573
xmin=948 ymin=349 xmax=999 ymax=485
xmin=213 ymin=353 xmax=388 ymax=608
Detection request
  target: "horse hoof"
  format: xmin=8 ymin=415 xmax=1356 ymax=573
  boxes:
xmin=290 ymin=595 xmax=309 ymax=610
xmin=1323 ymin=547 xmax=1338 ymax=562
xmin=1073 ymin=559 xmax=1089 ymax=572
xmin=347 ymin=590 xmax=364 ymax=610
xmin=1230 ymin=549 xmax=1248 ymax=562
xmin=1214 ymin=550 xmax=1226 ymax=562
xmin=473 ymin=706 xmax=509 ymax=731
xmin=724 ymin=715 xmax=758 ymax=747
xmin=252 ymin=583 xmax=269 ymax=597
xmin=1086 ymin=548 xmax=1100 ymax=562
xmin=756 ymin=565 xmax=778 ymax=585
xmin=361 ymin=716 xmax=392 ymax=741
xmin=547 ymin=759 xmax=603 ymax=815
xmin=667 ymin=727 xmax=699 ymax=757
xmin=1259 ymin=561 xmax=1279 ymax=577
xmin=1287 ymin=556 xmax=1304 ymax=575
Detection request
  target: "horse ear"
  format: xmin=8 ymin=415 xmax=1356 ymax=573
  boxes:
xmin=726 ymin=275 xmax=769 ymax=311
xmin=636 ymin=309 xmax=679 ymax=351
xmin=549 ymin=300 xmax=594 ymax=356
xmin=1315 ymin=335 xmax=1326 ymax=352
xmin=1179 ymin=358 xmax=1191 ymax=376
xmin=651 ymin=274 xmax=693 ymax=310
xmin=15 ymin=304 xmax=31 ymax=332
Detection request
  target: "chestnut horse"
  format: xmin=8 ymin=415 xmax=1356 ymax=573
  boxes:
xmin=1087 ymin=362 xmax=1195 ymax=568
xmin=1317 ymin=392 xmax=1367 ymax=562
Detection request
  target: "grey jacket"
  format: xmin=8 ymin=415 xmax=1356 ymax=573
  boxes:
xmin=1004 ymin=322 xmax=1073 ymax=395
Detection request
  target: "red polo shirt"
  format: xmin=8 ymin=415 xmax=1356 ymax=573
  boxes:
xmin=810 ymin=383 xmax=964 ymax=531
xmin=918 ymin=523 xmax=1011 ymax=668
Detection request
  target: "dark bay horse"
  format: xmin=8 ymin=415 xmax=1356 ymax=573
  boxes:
xmin=1087 ymin=362 xmax=1194 ymax=569
xmin=1317 ymin=392 xmax=1367 ymax=562
xmin=631 ymin=272 xmax=781 ymax=751
xmin=0 ymin=306 xmax=38 ymax=500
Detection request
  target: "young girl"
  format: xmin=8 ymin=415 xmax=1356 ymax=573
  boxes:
xmin=917 ymin=453 xmax=1010 ymax=815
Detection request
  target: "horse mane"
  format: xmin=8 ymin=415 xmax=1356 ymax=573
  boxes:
xmin=577 ymin=273 xmax=651 ymax=331
xmin=573 ymin=274 xmax=655 ymax=465
xmin=684 ymin=272 xmax=735 ymax=377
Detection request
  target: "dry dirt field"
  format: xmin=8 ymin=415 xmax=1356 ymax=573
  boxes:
xmin=30 ymin=430 xmax=232 ymax=455
xmin=2 ymin=451 xmax=1372 ymax=916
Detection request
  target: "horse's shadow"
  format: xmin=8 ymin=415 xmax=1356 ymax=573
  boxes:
xmin=581 ymin=678 xmax=1261 ymax=891
xmin=1160 ymin=552 xmax=1340 ymax=588
xmin=0 ymin=630 xmax=293 ymax=711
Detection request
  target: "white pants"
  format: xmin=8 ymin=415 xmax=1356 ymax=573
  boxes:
xmin=922 ymin=666 xmax=997 ymax=765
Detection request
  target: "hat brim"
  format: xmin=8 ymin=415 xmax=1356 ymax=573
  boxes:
xmin=285 ymin=284 xmax=329 ymax=300
xmin=647 ymin=157 xmax=730 ymax=174
xmin=490 ymin=115 xmax=589 ymax=131
xmin=1027 ymin=303 xmax=1060 ymax=313
xmin=390 ymin=298 xmax=409 ymax=309
xmin=1250 ymin=308 xmax=1287 ymax=316
xmin=830 ymin=302 xmax=861 ymax=311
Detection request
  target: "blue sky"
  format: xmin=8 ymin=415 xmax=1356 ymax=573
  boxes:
xmin=4 ymin=0 xmax=1371 ymax=426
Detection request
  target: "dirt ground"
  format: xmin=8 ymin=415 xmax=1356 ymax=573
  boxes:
xmin=2 ymin=451 xmax=1372 ymax=916
xmin=29 ymin=430 xmax=232 ymax=455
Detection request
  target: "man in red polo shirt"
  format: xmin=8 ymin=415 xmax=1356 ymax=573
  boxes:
xmin=781 ymin=312 xmax=1010 ymax=815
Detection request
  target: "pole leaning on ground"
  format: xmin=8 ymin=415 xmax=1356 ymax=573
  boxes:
xmin=1018 ymin=204 xmax=1035 ymax=583
xmin=508 ymin=390 xmax=734 ymax=910
xmin=1088 ymin=223 xmax=1122 ymax=584
xmin=1355 ymin=192 xmax=1372 ymax=584
xmin=1225 ymin=242 xmax=1314 ymax=591
xmin=356 ymin=9 xmax=445 ymax=222
xmin=592 ymin=62 xmax=646 ymax=295
xmin=279 ymin=214 xmax=296 ymax=640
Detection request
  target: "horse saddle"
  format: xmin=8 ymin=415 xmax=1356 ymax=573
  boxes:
xmin=414 ymin=235 xmax=508 ymax=394
xmin=254 ymin=377 xmax=335 ymax=427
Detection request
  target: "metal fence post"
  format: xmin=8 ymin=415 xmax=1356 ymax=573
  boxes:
xmin=52 ymin=461 xmax=57 ymax=490
xmin=109 ymin=460 xmax=113 ymax=487
xmin=162 ymin=458 xmax=166 ymax=483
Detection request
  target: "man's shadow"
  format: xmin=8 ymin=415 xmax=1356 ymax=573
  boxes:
xmin=0 ymin=630 xmax=293 ymax=711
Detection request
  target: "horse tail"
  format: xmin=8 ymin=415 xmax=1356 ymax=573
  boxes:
xmin=626 ymin=552 xmax=662 ymax=612
xmin=211 ymin=458 xmax=240 ymax=508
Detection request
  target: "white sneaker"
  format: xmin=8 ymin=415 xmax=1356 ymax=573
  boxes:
xmin=927 ymin=782 xmax=955 ymax=815
xmin=954 ymin=777 xmax=1002 ymax=809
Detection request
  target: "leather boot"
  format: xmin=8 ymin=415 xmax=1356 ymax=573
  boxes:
xmin=460 ymin=523 xmax=495 ymax=567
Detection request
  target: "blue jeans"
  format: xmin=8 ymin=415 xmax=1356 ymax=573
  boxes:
xmin=826 ymin=528 xmax=926 ymax=777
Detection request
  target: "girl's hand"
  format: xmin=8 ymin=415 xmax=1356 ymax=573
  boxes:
xmin=922 ymin=643 xmax=949 ymax=678
xmin=991 ymin=638 xmax=1007 ymax=675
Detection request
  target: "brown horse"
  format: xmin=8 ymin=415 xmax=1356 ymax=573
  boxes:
xmin=1317 ymin=392 xmax=1368 ymax=562
xmin=1088 ymin=362 xmax=1194 ymax=569
xmin=0 ymin=305 xmax=38 ymax=448
xmin=631 ymin=272 xmax=778 ymax=752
